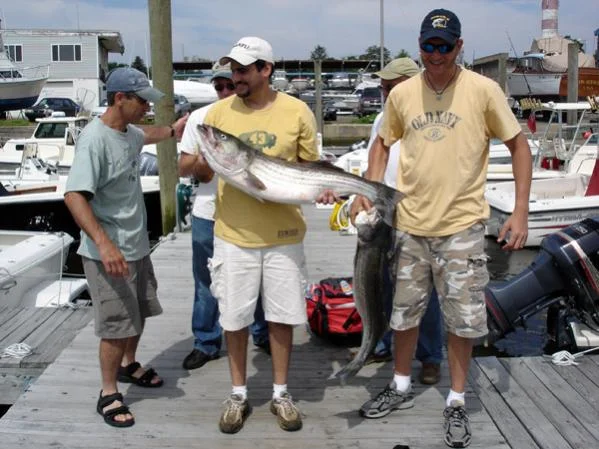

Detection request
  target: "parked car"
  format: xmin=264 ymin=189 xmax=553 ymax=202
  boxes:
xmin=174 ymin=94 xmax=191 ymax=119
xmin=24 ymin=97 xmax=80 ymax=122
xmin=329 ymin=72 xmax=352 ymax=89
xmin=355 ymin=87 xmax=382 ymax=117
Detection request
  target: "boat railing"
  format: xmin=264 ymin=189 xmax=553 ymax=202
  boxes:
xmin=0 ymin=64 xmax=50 ymax=81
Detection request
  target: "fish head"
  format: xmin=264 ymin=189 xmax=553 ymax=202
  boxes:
xmin=197 ymin=124 xmax=250 ymax=175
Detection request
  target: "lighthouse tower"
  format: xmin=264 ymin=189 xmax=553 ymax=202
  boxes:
xmin=541 ymin=0 xmax=559 ymax=38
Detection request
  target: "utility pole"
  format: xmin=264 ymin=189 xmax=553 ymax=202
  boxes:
xmin=148 ymin=0 xmax=177 ymax=235
xmin=566 ymin=42 xmax=579 ymax=127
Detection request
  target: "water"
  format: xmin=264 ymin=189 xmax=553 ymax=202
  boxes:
xmin=483 ymin=237 xmax=546 ymax=357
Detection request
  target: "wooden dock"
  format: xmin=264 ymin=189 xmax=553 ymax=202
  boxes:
xmin=1 ymin=206 xmax=598 ymax=448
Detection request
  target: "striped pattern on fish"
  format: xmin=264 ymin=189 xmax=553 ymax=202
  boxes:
xmin=197 ymin=124 xmax=404 ymax=225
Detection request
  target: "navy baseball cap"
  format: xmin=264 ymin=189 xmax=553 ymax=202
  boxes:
xmin=420 ymin=9 xmax=461 ymax=45
xmin=106 ymin=67 xmax=165 ymax=103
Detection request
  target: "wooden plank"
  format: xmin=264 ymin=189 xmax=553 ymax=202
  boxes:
xmin=521 ymin=357 xmax=599 ymax=442
xmin=469 ymin=358 xmax=540 ymax=449
xmin=477 ymin=357 xmax=573 ymax=449
xmin=500 ymin=357 xmax=596 ymax=448
xmin=0 ymin=373 xmax=37 ymax=404
xmin=21 ymin=308 xmax=93 ymax=368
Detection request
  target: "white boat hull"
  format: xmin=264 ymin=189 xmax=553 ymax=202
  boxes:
xmin=0 ymin=230 xmax=74 ymax=307
xmin=0 ymin=77 xmax=48 ymax=112
xmin=506 ymin=72 xmax=562 ymax=97
xmin=485 ymin=174 xmax=599 ymax=246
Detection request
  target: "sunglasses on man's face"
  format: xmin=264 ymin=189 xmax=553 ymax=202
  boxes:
xmin=420 ymin=42 xmax=455 ymax=55
xmin=214 ymin=83 xmax=236 ymax=92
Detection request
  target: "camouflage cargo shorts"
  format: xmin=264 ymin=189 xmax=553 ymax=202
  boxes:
xmin=390 ymin=222 xmax=489 ymax=339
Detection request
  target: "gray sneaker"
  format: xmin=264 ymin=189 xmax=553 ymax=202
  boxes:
xmin=359 ymin=382 xmax=414 ymax=419
xmin=270 ymin=392 xmax=302 ymax=431
xmin=443 ymin=400 xmax=471 ymax=448
xmin=219 ymin=394 xmax=251 ymax=434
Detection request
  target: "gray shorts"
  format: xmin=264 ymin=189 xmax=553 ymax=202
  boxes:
xmin=83 ymin=255 xmax=163 ymax=339
xmin=390 ymin=222 xmax=489 ymax=338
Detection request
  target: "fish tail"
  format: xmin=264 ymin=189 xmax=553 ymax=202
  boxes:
xmin=335 ymin=348 xmax=369 ymax=382
xmin=375 ymin=184 xmax=405 ymax=227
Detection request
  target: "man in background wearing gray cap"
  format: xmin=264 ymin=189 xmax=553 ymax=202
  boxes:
xmin=352 ymin=58 xmax=443 ymax=386
xmin=64 ymin=67 xmax=187 ymax=428
xmin=191 ymin=36 xmax=319 ymax=434
xmin=178 ymin=63 xmax=269 ymax=371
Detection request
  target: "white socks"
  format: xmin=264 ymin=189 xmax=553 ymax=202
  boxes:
xmin=393 ymin=373 xmax=411 ymax=392
xmin=232 ymin=385 xmax=247 ymax=400
xmin=273 ymin=383 xmax=287 ymax=399
xmin=446 ymin=389 xmax=465 ymax=407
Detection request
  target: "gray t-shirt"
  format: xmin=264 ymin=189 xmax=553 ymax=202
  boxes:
xmin=65 ymin=118 xmax=149 ymax=261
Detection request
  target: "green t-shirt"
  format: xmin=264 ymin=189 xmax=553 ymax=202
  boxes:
xmin=65 ymin=118 xmax=149 ymax=261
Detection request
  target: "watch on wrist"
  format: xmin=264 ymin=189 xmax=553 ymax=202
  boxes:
xmin=169 ymin=125 xmax=175 ymax=138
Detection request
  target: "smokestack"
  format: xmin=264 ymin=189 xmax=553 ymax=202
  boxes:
xmin=541 ymin=0 xmax=559 ymax=38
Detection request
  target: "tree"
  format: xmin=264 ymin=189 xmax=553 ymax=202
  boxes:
xmin=131 ymin=56 xmax=148 ymax=76
xmin=360 ymin=45 xmax=391 ymax=62
xmin=311 ymin=45 xmax=328 ymax=60
xmin=108 ymin=62 xmax=128 ymax=72
xmin=395 ymin=49 xmax=411 ymax=59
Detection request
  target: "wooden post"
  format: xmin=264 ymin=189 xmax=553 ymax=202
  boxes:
xmin=148 ymin=0 xmax=177 ymax=236
xmin=498 ymin=53 xmax=507 ymax=94
xmin=314 ymin=59 xmax=323 ymax=135
xmin=567 ymin=42 xmax=579 ymax=127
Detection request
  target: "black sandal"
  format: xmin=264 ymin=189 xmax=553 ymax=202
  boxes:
xmin=96 ymin=391 xmax=135 ymax=428
xmin=118 ymin=361 xmax=164 ymax=388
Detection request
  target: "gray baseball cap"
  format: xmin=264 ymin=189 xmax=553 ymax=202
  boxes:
xmin=106 ymin=67 xmax=165 ymax=103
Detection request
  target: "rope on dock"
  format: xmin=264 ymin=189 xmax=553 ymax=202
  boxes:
xmin=1 ymin=342 xmax=33 ymax=359
xmin=546 ymin=346 xmax=599 ymax=366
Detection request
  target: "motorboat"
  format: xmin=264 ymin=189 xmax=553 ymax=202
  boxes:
xmin=0 ymin=116 xmax=90 ymax=174
xmin=0 ymin=175 xmax=164 ymax=242
xmin=272 ymin=70 xmax=289 ymax=91
xmin=0 ymin=229 xmax=88 ymax=308
xmin=172 ymin=79 xmax=217 ymax=110
xmin=0 ymin=31 xmax=48 ymax=113
xmin=485 ymin=100 xmax=599 ymax=246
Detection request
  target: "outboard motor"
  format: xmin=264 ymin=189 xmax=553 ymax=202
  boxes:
xmin=486 ymin=218 xmax=599 ymax=350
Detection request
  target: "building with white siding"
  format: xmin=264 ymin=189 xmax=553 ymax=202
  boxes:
xmin=2 ymin=29 xmax=124 ymax=112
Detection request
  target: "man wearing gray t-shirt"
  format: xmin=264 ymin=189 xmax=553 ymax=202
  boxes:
xmin=64 ymin=67 xmax=187 ymax=428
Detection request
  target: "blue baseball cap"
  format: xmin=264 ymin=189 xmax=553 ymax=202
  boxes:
xmin=106 ymin=67 xmax=165 ymax=103
xmin=420 ymin=9 xmax=461 ymax=45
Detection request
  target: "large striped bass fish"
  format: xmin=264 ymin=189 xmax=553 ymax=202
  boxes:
xmin=196 ymin=124 xmax=404 ymax=225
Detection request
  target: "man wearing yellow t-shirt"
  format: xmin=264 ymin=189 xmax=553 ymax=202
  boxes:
xmin=198 ymin=36 xmax=319 ymax=434
xmin=353 ymin=9 xmax=532 ymax=448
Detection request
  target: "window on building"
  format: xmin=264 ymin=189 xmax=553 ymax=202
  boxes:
xmin=51 ymin=44 xmax=82 ymax=62
xmin=4 ymin=44 xmax=23 ymax=62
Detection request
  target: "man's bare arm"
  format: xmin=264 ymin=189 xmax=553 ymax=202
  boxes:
xmin=178 ymin=152 xmax=214 ymax=182
xmin=499 ymin=132 xmax=532 ymax=250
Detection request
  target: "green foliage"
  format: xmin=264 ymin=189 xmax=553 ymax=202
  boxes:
xmin=395 ymin=49 xmax=411 ymax=58
xmin=360 ymin=45 xmax=391 ymax=63
xmin=108 ymin=62 xmax=128 ymax=72
xmin=0 ymin=118 xmax=30 ymax=126
xmin=311 ymin=45 xmax=328 ymax=60
xmin=131 ymin=56 xmax=148 ymax=76
xmin=353 ymin=113 xmax=378 ymax=124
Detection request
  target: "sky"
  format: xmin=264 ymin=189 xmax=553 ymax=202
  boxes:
xmin=1 ymin=0 xmax=597 ymax=66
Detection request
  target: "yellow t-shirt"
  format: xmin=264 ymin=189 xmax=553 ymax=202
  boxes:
xmin=203 ymin=92 xmax=319 ymax=248
xmin=379 ymin=68 xmax=522 ymax=236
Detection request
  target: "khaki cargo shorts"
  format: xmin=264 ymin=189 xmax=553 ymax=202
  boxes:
xmin=83 ymin=255 xmax=163 ymax=339
xmin=390 ymin=222 xmax=489 ymax=339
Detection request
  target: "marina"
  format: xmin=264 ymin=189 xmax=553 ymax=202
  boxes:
xmin=0 ymin=207 xmax=598 ymax=448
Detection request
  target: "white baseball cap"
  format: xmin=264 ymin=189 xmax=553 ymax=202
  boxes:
xmin=219 ymin=36 xmax=274 ymax=66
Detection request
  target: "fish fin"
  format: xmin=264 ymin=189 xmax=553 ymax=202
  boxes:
xmin=374 ymin=184 xmax=406 ymax=227
xmin=300 ymin=160 xmax=347 ymax=172
xmin=244 ymin=171 xmax=267 ymax=191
